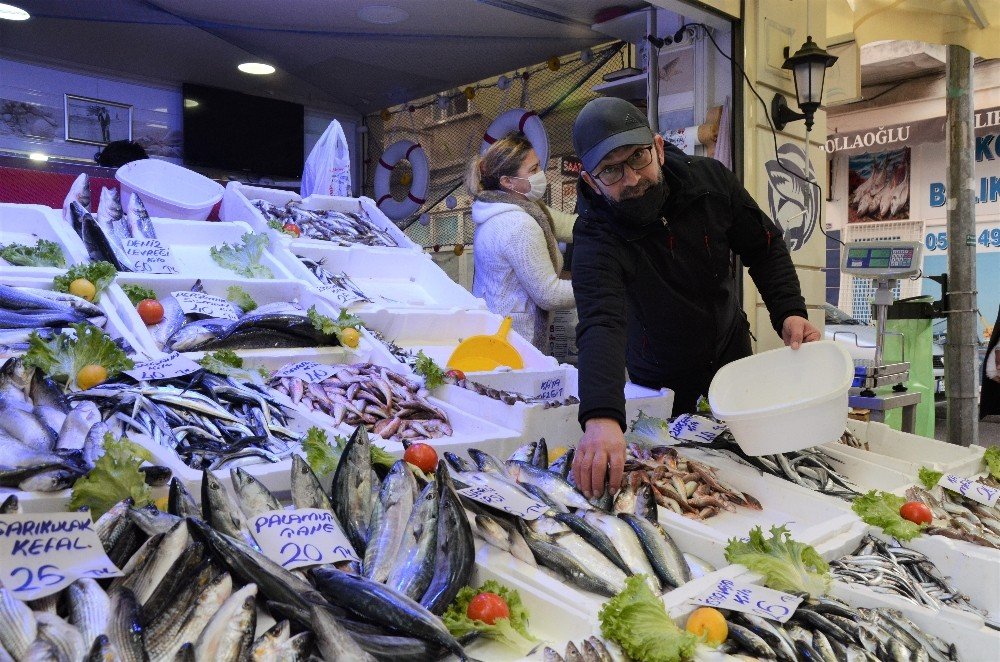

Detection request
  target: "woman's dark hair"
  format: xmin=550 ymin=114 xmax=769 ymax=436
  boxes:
xmin=95 ymin=140 xmax=149 ymax=168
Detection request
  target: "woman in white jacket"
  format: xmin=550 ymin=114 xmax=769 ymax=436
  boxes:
xmin=467 ymin=133 xmax=575 ymax=351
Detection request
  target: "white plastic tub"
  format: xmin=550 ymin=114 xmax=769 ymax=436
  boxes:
xmin=116 ymin=159 xmax=223 ymax=221
xmin=0 ymin=203 xmax=91 ymax=272
xmin=709 ymin=341 xmax=854 ymax=455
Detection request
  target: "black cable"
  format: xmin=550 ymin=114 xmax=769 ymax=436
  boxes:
xmin=678 ymin=22 xmax=845 ymax=247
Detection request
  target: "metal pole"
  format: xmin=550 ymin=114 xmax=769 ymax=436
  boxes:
xmin=646 ymin=9 xmax=659 ymax=133
xmin=945 ymin=45 xmax=978 ymax=447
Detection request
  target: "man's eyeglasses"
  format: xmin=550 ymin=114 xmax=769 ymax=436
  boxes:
xmin=592 ymin=145 xmax=654 ymax=186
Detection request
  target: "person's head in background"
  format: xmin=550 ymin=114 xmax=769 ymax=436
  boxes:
xmin=466 ymin=133 xmax=546 ymax=201
xmin=95 ymin=140 xmax=149 ymax=168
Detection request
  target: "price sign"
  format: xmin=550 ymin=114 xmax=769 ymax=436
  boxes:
xmin=668 ymin=414 xmax=727 ymax=444
xmin=123 ymin=238 xmax=179 ymax=274
xmin=457 ymin=473 xmax=548 ymax=520
xmin=125 ymin=351 xmax=201 ymax=382
xmin=691 ymin=578 xmax=802 ymax=623
xmin=272 ymin=360 xmax=336 ymax=384
xmin=0 ymin=512 xmax=122 ymax=600
xmin=938 ymin=474 xmax=1000 ymax=508
xmin=317 ymin=284 xmax=368 ymax=307
xmin=171 ymin=291 xmax=239 ymax=321
xmin=250 ymin=508 xmax=359 ymax=570
xmin=534 ymin=377 xmax=565 ymax=400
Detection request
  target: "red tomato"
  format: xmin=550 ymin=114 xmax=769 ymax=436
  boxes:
xmin=282 ymin=222 xmax=301 ymax=237
xmin=445 ymin=369 xmax=466 ymax=382
xmin=467 ymin=592 xmax=510 ymax=625
xmin=403 ymin=443 xmax=438 ymax=473
xmin=137 ymin=299 xmax=165 ymax=325
xmin=899 ymin=501 xmax=933 ymax=525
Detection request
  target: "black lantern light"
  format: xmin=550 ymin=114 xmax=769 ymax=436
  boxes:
xmin=771 ymin=35 xmax=838 ymax=132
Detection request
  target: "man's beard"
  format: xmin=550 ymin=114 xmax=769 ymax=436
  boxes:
xmin=613 ymin=167 xmax=664 ymax=204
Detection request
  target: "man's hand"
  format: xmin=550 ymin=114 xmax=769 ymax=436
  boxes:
xmin=781 ymin=315 xmax=821 ymax=350
xmin=574 ymin=417 xmax=625 ymax=498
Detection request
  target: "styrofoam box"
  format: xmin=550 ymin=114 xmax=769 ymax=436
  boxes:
xmin=0 ymin=203 xmax=91 ymax=273
xmin=657 ymin=447 xmax=867 ymax=569
xmin=114 ymin=275 xmax=375 ymax=361
xmin=275 ymin=239 xmax=485 ymax=312
xmin=0 ymin=484 xmax=169 ymax=516
xmin=686 ymin=569 xmax=1000 ymax=661
xmin=836 ymin=418 xmax=986 ymax=477
xmin=144 ymin=218 xmax=294 ymax=280
xmin=116 ymin=159 xmax=224 ymax=221
xmin=0 ymin=273 xmax=147 ymax=359
xmin=220 ymin=181 xmax=419 ymax=251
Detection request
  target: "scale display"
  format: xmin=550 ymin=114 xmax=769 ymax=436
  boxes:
xmin=841 ymin=241 xmax=922 ymax=278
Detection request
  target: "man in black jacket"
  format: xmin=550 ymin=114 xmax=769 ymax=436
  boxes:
xmin=570 ymin=97 xmax=820 ymax=497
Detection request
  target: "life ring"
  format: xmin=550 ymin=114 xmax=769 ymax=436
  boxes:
xmin=480 ymin=108 xmax=549 ymax=169
xmin=374 ymin=140 xmax=429 ymax=220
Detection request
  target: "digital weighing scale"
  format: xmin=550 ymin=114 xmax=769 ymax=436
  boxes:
xmin=839 ymin=240 xmax=924 ymax=431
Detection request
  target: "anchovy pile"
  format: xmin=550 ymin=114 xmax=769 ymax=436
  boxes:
xmin=296 ymin=256 xmax=373 ymax=302
xmin=69 ymin=371 xmax=299 ymax=471
xmin=719 ymin=597 xmax=961 ymax=661
xmin=839 ymin=428 xmax=867 ymax=449
xmin=0 ymin=284 xmax=108 ymax=351
xmin=452 ymin=375 xmax=580 ymax=408
xmin=905 ymin=483 xmax=1000 ymax=549
xmin=831 ymin=535 xmax=985 ymax=617
xmin=624 ymin=444 xmax=763 ymax=520
xmin=270 ymin=362 xmax=453 ymax=442
xmin=253 ymin=199 xmax=398 ymax=247
xmin=0 ymin=358 xmax=170 ymax=492
xmin=543 ymin=637 xmax=613 ymax=662
xmin=444 ymin=440 xmax=705 ymax=599
xmin=64 ymin=173 xmax=158 ymax=272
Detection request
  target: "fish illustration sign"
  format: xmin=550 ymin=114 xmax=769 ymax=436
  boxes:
xmin=765 ymin=143 xmax=819 ymax=251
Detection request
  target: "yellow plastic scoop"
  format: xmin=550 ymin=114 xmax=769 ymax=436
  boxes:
xmin=447 ymin=317 xmax=524 ymax=372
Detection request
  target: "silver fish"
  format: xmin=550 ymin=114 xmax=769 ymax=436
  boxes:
xmin=331 ymin=425 xmax=374 ymax=554
xmin=364 ymin=460 xmax=417 ymax=583
xmin=56 ymin=402 xmax=102 ymax=451
xmin=0 ymin=584 xmax=37 ymax=659
xmin=308 ymin=604 xmax=374 ymax=662
xmin=194 ymin=583 xmax=257 ymax=662
xmin=507 ymin=460 xmax=593 ymax=511
xmin=107 ymin=589 xmax=147 ymax=662
xmin=67 ymin=578 xmax=111 ymax=647
xmin=36 ymin=612 xmax=87 ymax=662
xmin=289 ymin=455 xmax=334 ymax=512
xmin=63 ymin=173 xmax=91 ymax=223
xmin=231 ymin=467 xmax=282 ymax=520
xmin=385 ymin=478 xmax=439 ymax=600
xmin=617 ymin=513 xmax=691 ymax=588
xmin=582 ymin=511 xmax=661 ymax=593
xmin=125 ymin=193 xmax=157 ymax=240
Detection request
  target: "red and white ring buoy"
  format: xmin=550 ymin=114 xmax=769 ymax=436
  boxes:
xmin=373 ymin=140 xmax=429 ymax=220
xmin=480 ymin=108 xmax=549 ymax=169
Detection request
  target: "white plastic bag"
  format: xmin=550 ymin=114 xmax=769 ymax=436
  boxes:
xmin=301 ymin=120 xmax=351 ymax=197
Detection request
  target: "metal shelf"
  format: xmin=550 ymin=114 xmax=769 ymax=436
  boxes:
xmin=591 ymin=73 xmax=648 ymax=99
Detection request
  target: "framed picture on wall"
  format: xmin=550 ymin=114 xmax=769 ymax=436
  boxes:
xmin=64 ymin=94 xmax=132 ymax=146
xmin=657 ymin=44 xmax=696 ymax=131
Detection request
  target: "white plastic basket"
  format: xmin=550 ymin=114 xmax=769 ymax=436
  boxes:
xmin=116 ymin=159 xmax=223 ymax=221
xmin=837 ymin=418 xmax=986 ymax=476
xmin=0 ymin=203 xmax=91 ymax=273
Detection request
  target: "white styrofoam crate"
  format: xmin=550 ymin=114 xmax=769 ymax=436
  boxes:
xmin=113 ymin=275 xmax=375 ymax=362
xmin=0 ymin=273 xmax=147 ymax=359
xmin=838 ymin=418 xmax=986 ymax=477
xmin=0 ymin=484 xmax=169 ymax=516
xmin=275 ymin=239 xmax=485 ymax=312
xmin=144 ymin=218 xmax=294 ymax=280
xmin=0 ymin=203 xmax=91 ymax=273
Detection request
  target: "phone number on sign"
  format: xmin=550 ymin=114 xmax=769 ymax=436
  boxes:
xmin=925 ymin=228 xmax=1000 ymax=251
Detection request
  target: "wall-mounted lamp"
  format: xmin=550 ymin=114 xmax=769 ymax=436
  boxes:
xmin=771 ymin=35 xmax=838 ymax=132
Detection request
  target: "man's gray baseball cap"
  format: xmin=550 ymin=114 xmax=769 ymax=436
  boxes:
xmin=572 ymin=97 xmax=654 ymax=173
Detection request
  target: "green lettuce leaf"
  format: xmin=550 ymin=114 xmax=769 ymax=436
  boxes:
xmin=69 ymin=433 xmax=153 ymax=519
xmin=307 ymin=306 xmax=362 ymax=345
xmin=209 ymin=232 xmax=273 ymax=279
xmin=414 ymin=350 xmax=446 ymax=390
xmin=302 ymin=427 xmax=346 ymax=477
xmin=443 ymin=580 xmax=538 ymax=654
xmin=984 ymin=447 xmax=1000 ymax=480
xmin=197 ymin=350 xmax=264 ymax=385
xmin=121 ymin=283 xmax=157 ymax=306
xmin=23 ymin=323 xmax=133 ymax=388
xmin=724 ymin=525 xmax=831 ymax=598
xmin=0 ymin=239 xmax=66 ymax=267
xmin=370 ymin=443 xmax=397 ymax=471
xmin=918 ymin=466 xmax=944 ymax=491
xmin=52 ymin=261 xmax=117 ymax=302
xmin=851 ymin=490 xmax=925 ymax=542
xmin=226 ymin=285 xmax=258 ymax=312
xmin=599 ymin=575 xmax=698 ymax=662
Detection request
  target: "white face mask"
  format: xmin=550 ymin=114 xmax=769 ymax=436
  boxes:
xmin=510 ymin=171 xmax=548 ymax=201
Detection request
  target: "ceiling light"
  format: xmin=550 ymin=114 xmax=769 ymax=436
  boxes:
xmin=357 ymin=5 xmax=408 ymax=24
xmin=238 ymin=62 xmax=275 ymax=75
xmin=0 ymin=3 xmax=29 ymax=21
xmin=183 ymin=98 xmax=199 ymax=108
xmin=28 ymin=152 xmax=48 ymax=161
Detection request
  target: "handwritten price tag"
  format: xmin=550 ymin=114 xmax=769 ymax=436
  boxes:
xmin=938 ymin=474 xmax=1000 ymax=508
xmin=668 ymin=414 xmax=727 ymax=444
xmin=457 ymin=474 xmax=548 ymax=520
xmin=0 ymin=512 xmax=122 ymax=600
xmin=170 ymin=291 xmax=239 ymax=320
xmin=125 ymin=351 xmax=201 ymax=382
xmin=317 ymin=283 xmax=368 ymax=307
xmin=124 ymin=238 xmax=179 ymax=274
xmin=250 ymin=508 xmax=359 ymax=570
xmin=534 ymin=377 xmax=565 ymax=400
xmin=692 ymin=578 xmax=802 ymax=623
xmin=272 ymin=360 xmax=336 ymax=384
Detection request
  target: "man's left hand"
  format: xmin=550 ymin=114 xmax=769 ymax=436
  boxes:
xmin=782 ymin=315 xmax=821 ymax=350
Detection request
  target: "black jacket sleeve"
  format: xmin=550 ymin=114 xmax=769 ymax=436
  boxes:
xmin=572 ymin=225 xmax=629 ymax=431
xmin=724 ymin=167 xmax=808 ymax=335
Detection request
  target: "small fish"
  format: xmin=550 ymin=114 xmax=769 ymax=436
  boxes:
xmin=62 ymin=173 xmax=91 ymax=223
